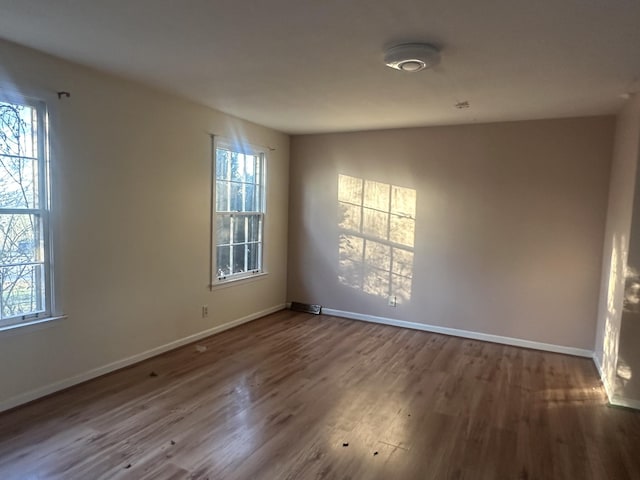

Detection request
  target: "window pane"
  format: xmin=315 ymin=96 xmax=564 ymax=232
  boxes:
xmin=232 ymin=244 xmax=247 ymax=273
xmin=216 ymin=246 xmax=231 ymax=277
xmin=247 ymin=242 xmax=259 ymax=271
xmin=1 ymin=263 xmax=45 ymax=319
xmin=216 ymin=215 xmax=231 ymax=245
xmin=244 ymin=183 xmax=256 ymax=211
xmin=230 ymin=182 xmax=243 ymax=211
xmin=245 ymin=155 xmax=256 ymax=184
xmin=232 ymin=215 xmax=246 ymax=244
xmin=0 ymin=156 xmax=38 ymax=209
xmin=0 ymin=213 xmax=41 ymax=265
xmin=215 ymin=148 xmax=230 ymax=180
xmin=216 ymin=181 xmax=229 ymax=211
xmin=231 ymin=153 xmax=243 ymax=182
xmin=246 ymin=215 xmax=261 ymax=242
xmin=0 ymin=102 xmax=38 ymax=158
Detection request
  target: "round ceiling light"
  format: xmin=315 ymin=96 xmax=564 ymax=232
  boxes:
xmin=384 ymin=43 xmax=441 ymax=72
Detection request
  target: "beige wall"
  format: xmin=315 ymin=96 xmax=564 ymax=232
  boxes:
xmin=0 ymin=40 xmax=289 ymax=409
xmin=289 ymin=117 xmax=614 ymax=350
xmin=594 ymin=95 xmax=640 ymax=402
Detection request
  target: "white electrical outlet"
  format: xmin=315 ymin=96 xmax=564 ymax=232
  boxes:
xmin=202 ymin=305 xmax=209 ymax=318
xmin=388 ymin=296 xmax=397 ymax=307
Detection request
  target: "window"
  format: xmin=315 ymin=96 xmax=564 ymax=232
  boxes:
xmin=213 ymin=139 xmax=265 ymax=283
xmin=0 ymin=96 xmax=52 ymax=328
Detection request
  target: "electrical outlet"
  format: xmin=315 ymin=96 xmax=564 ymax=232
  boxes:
xmin=388 ymin=296 xmax=397 ymax=307
xmin=202 ymin=305 xmax=209 ymax=318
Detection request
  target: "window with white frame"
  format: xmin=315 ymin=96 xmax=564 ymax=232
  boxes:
xmin=213 ymin=139 xmax=265 ymax=282
xmin=0 ymin=97 xmax=51 ymax=328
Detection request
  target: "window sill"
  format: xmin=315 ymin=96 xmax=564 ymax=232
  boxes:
xmin=210 ymin=272 xmax=269 ymax=290
xmin=0 ymin=314 xmax=68 ymax=334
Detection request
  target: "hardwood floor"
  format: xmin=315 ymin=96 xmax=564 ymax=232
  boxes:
xmin=0 ymin=310 xmax=639 ymax=479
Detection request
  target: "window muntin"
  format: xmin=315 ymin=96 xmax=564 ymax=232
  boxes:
xmin=214 ymin=141 xmax=265 ymax=282
xmin=0 ymin=97 xmax=51 ymax=326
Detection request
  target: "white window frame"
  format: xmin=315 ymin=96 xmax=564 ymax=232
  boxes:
xmin=0 ymin=94 xmax=54 ymax=330
xmin=211 ymin=137 xmax=266 ymax=286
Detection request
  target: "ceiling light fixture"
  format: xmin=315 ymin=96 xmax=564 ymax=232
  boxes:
xmin=384 ymin=43 xmax=441 ymax=72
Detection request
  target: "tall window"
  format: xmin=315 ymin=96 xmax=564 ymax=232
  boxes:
xmin=0 ymin=97 xmax=51 ymax=327
xmin=214 ymin=139 xmax=265 ymax=282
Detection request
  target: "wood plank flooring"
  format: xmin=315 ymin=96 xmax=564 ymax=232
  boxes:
xmin=0 ymin=310 xmax=639 ymax=479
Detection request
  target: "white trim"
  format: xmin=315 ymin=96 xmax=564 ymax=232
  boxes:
xmin=215 ymin=137 xmax=267 ymax=157
xmin=592 ymin=353 xmax=614 ymax=402
xmin=0 ymin=304 xmax=285 ymax=413
xmin=321 ymin=308 xmax=593 ymax=358
xmin=211 ymin=271 xmax=269 ymax=290
xmin=0 ymin=314 xmax=67 ymax=333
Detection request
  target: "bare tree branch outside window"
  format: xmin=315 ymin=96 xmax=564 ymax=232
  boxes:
xmin=0 ymin=99 xmax=47 ymax=321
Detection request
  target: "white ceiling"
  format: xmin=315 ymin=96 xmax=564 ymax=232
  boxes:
xmin=1 ymin=0 xmax=639 ymax=134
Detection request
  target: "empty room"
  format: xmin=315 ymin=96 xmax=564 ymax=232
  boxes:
xmin=1 ymin=1 xmax=640 ymax=479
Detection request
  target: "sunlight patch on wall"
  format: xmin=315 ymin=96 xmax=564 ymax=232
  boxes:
xmin=603 ymin=235 xmax=623 ymax=393
xmin=623 ymin=265 xmax=640 ymax=313
xmin=607 ymin=241 xmax=619 ymax=318
xmin=616 ymin=256 xmax=639 ymax=392
xmin=337 ymin=174 xmax=416 ymax=302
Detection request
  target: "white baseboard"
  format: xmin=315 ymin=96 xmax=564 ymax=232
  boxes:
xmin=0 ymin=304 xmax=286 ymax=413
xmin=321 ymin=308 xmax=593 ymax=358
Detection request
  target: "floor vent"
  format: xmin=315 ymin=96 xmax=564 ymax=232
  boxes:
xmin=290 ymin=302 xmax=322 ymax=315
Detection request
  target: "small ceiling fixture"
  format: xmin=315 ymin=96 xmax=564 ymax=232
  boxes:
xmin=384 ymin=43 xmax=441 ymax=72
